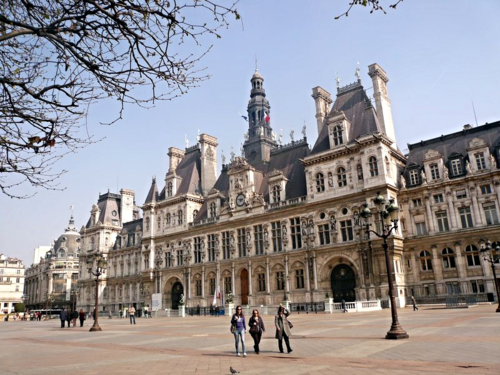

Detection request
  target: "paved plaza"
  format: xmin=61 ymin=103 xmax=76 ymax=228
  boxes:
xmin=1 ymin=305 xmax=499 ymax=374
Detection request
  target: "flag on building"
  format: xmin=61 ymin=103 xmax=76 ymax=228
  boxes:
xmin=212 ymin=285 xmax=217 ymax=307
xmin=264 ymin=112 xmax=270 ymax=123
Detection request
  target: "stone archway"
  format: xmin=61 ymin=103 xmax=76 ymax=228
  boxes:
xmin=331 ymin=264 xmax=356 ymax=302
xmin=171 ymin=281 xmax=184 ymax=310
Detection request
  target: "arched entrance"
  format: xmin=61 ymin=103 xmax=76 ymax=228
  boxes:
xmin=331 ymin=264 xmax=356 ymax=302
xmin=171 ymin=282 xmax=184 ymax=310
xmin=240 ymin=269 xmax=249 ymax=305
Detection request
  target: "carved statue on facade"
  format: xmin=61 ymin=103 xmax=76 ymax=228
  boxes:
xmin=420 ymin=170 xmax=427 ymax=184
xmin=400 ymin=174 xmax=406 ymax=188
xmin=491 ymin=154 xmax=497 ymax=169
xmin=466 ymin=160 xmax=472 ymax=175
xmin=443 ymin=165 xmax=449 ymax=180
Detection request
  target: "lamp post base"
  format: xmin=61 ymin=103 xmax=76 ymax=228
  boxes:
xmin=386 ymin=324 xmax=409 ymax=340
xmin=89 ymin=323 xmax=102 ymax=332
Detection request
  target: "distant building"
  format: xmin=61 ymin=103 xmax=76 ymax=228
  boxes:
xmin=24 ymin=216 xmax=80 ymax=309
xmin=32 ymin=246 xmax=51 ymax=265
xmin=0 ymin=254 xmax=25 ymax=313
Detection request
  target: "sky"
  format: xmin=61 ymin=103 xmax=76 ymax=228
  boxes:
xmin=1 ymin=0 xmax=500 ymax=267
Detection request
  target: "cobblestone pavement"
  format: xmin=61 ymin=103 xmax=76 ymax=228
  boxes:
xmin=1 ymin=305 xmax=499 ymax=374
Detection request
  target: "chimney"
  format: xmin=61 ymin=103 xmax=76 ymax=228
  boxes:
xmin=120 ymin=188 xmax=135 ymax=223
xmin=368 ymin=63 xmax=396 ymax=148
xmin=463 ymin=124 xmax=472 ymax=130
xmin=199 ymin=133 xmax=218 ymax=196
xmin=311 ymin=86 xmax=332 ymax=136
xmin=167 ymin=147 xmax=185 ymax=174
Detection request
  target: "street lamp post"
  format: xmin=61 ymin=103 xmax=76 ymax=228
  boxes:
xmin=360 ymin=192 xmax=409 ymax=340
xmin=48 ymin=293 xmax=54 ymax=320
xmin=480 ymin=240 xmax=500 ymax=313
xmin=154 ymin=249 xmax=163 ymax=294
xmin=71 ymin=288 xmax=78 ymax=312
xmin=86 ymin=251 xmax=107 ymax=332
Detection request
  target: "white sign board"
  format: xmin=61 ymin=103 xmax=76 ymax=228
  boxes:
xmin=152 ymin=293 xmax=162 ymax=311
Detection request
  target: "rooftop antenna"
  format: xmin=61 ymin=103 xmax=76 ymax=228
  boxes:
xmin=70 ymin=205 xmax=74 ymax=217
xmin=255 ymin=54 xmax=258 ymax=72
xmin=472 ymin=100 xmax=479 ymax=127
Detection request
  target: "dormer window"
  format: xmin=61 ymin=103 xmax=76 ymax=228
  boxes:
xmin=337 ymin=167 xmax=347 ymax=187
xmin=429 ymin=164 xmax=440 ymax=180
xmin=369 ymin=156 xmax=378 ymax=177
xmin=209 ymin=202 xmax=217 ymax=218
xmin=167 ymin=182 xmax=173 ymax=197
xmin=475 ymin=152 xmax=486 ymax=170
xmin=409 ymin=170 xmax=419 ymax=185
xmin=272 ymin=185 xmax=281 ymax=203
xmin=450 ymin=159 xmax=463 ymax=176
xmin=316 ymin=173 xmax=325 ymax=192
xmin=332 ymin=125 xmax=343 ymax=146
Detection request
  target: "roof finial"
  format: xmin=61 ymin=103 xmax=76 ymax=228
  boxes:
xmin=302 ymin=121 xmax=307 ymax=139
xmin=184 ymin=134 xmax=189 ymax=148
xmin=255 ymin=54 xmax=258 ymax=72
xmin=335 ymin=72 xmax=341 ymax=89
xmin=355 ymin=62 xmax=361 ymax=82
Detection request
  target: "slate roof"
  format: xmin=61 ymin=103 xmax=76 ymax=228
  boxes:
xmin=311 ymin=83 xmax=381 ymax=154
xmin=405 ymin=121 xmax=500 ymax=168
xmin=86 ymin=192 xmax=121 ymax=228
xmin=144 ymin=178 xmax=159 ymax=204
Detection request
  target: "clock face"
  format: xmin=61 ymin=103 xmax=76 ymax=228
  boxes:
xmin=236 ymin=194 xmax=246 ymax=207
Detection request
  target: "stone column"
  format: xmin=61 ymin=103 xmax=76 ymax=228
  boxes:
xmin=48 ymin=274 xmax=53 ymax=294
xmin=410 ymin=249 xmax=420 ymax=286
xmin=401 ymin=199 xmax=414 ymax=236
xmin=470 ymin=187 xmax=483 ymax=226
xmin=231 ymin=262 xmax=235 ymax=295
xmin=424 ymin=195 xmax=436 ymax=233
xmin=284 ymin=256 xmax=289 ymax=293
xmin=248 ymin=260 xmax=253 ymax=297
xmin=312 ymin=253 xmax=318 ymax=291
xmin=453 ymin=242 xmax=468 ymax=293
xmin=304 ymin=254 xmax=311 ymax=292
xmin=265 ymin=258 xmax=271 ymax=294
xmin=446 ymin=190 xmax=458 ymax=229
xmin=187 ymin=268 xmax=192 ymax=299
xmin=431 ymin=245 xmax=444 ymax=294
xmin=201 ymin=266 xmax=205 ymax=299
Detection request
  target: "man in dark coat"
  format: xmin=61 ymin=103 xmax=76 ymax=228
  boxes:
xmin=60 ymin=308 xmax=67 ymax=328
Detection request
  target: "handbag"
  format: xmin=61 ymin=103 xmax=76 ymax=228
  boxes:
xmin=288 ymin=320 xmax=293 ymax=329
xmin=230 ymin=323 xmax=236 ymax=334
xmin=249 ymin=324 xmax=259 ymax=334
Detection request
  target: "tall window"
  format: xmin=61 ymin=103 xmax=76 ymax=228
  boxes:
xmin=465 ymin=245 xmax=480 ymax=267
xmin=475 ymin=152 xmax=486 ymax=170
xmin=333 ymin=125 xmax=343 ymax=145
xmin=272 ymin=185 xmax=281 ymax=203
xmin=450 ymin=159 xmax=462 ymax=176
xmin=357 ymin=164 xmax=364 ymax=181
xmin=415 ymin=221 xmax=427 ymax=236
xmin=483 ymin=204 xmax=499 ymax=225
xmin=237 ymin=228 xmax=247 ymax=257
xmin=209 ymin=202 xmax=217 ymax=218
xmin=195 ymin=280 xmax=202 ymax=296
xmin=429 ymin=164 xmax=440 ymax=180
xmin=471 ymin=279 xmax=485 ymax=294
xmin=271 ymin=221 xmax=283 ymax=252
xmin=318 ymin=224 xmax=331 ymax=245
xmin=442 ymin=248 xmax=456 ymax=269
xmin=316 ymin=173 xmax=325 ymax=192
xmin=167 ymin=182 xmax=173 ymax=197
xmin=290 ymin=217 xmax=302 ymax=249
xmin=166 ymin=213 xmax=171 ymax=225
xmin=433 ymin=194 xmax=444 ymax=203
xmin=480 ymin=184 xmax=492 ymax=195
xmin=409 ymin=170 xmax=419 ymax=185
xmin=224 ymin=276 xmax=232 ymax=293
xmin=165 ymin=252 xmax=173 ymax=268
xmin=276 ymin=271 xmax=285 ymax=290
xmin=176 ymin=250 xmax=183 ymax=266
xmin=207 ymin=234 xmax=216 ymax=262
xmin=209 ymin=278 xmax=216 ymax=295
xmin=412 ymin=198 xmax=423 ymax=207
xmin=459 ymin=207 xmax=473 ymax=228
xmin=337 ymin=167 xmax=347 ymax=187
xmin=295 ymin=269 xmax=305 ymax=289
xmin=257 ymin=273 xmax=266 ymax=292
xmin=420 ymin=251 xmax=433 ymax=271
xmin=194 ymin=237 xmax=203 ymax=264
xmin=435 ymin=211 xmax=450 ymax=232
xmin=369 ymin=156 xmax=379 ymax=177
xmin=178 ymin=210 xmax=183 ymax=225
xmin=254 ymin=225 xmax=264 ymax=255
xmin=222 ymin=231 xmax=231 ymax=260
xmin=340 ymin=220 xmax=353 ymax=242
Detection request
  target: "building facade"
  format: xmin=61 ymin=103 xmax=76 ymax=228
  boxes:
xmin=0 ymin=254 xmax=25 ymax=313
xmin=24 ymin=216 xmax=80 ymax=310
xmin=76 ymin=64 xmax=500 ymax=313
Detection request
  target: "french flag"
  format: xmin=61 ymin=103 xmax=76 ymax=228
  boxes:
xmin=264 ymin=112 xmax=270 ymax=123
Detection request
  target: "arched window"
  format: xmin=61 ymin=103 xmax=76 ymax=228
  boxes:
xmin=337 ymin=167 xmax=347 ymax=187
xmin=210 ymin=202 xmax=217 ymax=218
xmin=442 ymin=248 xmax=456 ymax=269
xmin=316 ymin=172 xmax=325 ymax=192
xmin=167 ymin=182 xmax=173 ymax=197
xmin=369 ymin=156 xmax=379 ymax=177
xmin=178 ymin=210 xmax=183 ymax=225
xmin=333 ymin=125 xmax=343 ymax=146
xmin=272 ymin=185 xmax=281 ymax=203
xmin=420 ymin=250 xmax=433 ymax=271
xmin=465 ymin=245 xmax=480 ymax=266
xmin=166 ymin=213 xmax=171 ymax=225
xmin=357 ymin=164 xmax=363 ymax=181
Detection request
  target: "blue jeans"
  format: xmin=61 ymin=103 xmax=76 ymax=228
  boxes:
xmin=233 ymin=329 xmax=246 ymax=353
xmin=130 ymin=315 xmax=136 ymax=324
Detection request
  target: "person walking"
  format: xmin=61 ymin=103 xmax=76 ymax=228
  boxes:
xmin=60 ymin=308 xmax=67 ymax=329
xmin=248 ymin=309 xmax=265 ymax=354
xmin=275 ymin=304 xmax=292 ymax=354
xmin=71 ymin=309 xmax=79 ymax=327
xmin=341 ymin=299 xmax=347 ymax=313
xmin=230 ymin=305 xmax=247 ymax=357
xmin=66 ymin=310 xmax=72 ymax=328
xmin=79 ymin=309 xmax=86 ymax=327
xmin=411 ymin=296 xmax=418 ymax=311
xmin=129 ymin=306 xmax=136 ymax=324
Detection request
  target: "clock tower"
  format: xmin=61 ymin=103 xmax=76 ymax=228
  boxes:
xmin=243 ymin=69 xmax=278 ymax=167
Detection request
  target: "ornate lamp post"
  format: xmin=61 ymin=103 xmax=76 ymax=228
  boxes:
xmin=360 ymin=192 xmax=409 ymax=340
xmin=47 ymin=293 xmax=54 ymax=319
xmin=71 ymin=288 xmax=78 ymax=311
xmin=480 ymin=240 xmax=500 ymax=312
xmin=154 ymin=249 xmax=163 ymax=294
xmin=86 ymin=251 xmax=107 ymax=332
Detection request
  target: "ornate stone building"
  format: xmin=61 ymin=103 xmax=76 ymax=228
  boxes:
xmin=24 ymin=216 xmax=80 ymax=309
xmin=0 ymin=254 xmax=25 ymax=313
xmin=77 ymin=64 xmax=499 ymax=313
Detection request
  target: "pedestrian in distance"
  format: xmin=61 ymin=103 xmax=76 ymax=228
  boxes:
xmin=79 ymin=309 xmax=86 ymax=327
xmin=275 ymin=304 xmax=293 ymax=354
xmin=411 ymin=296 xmax=418 ymax=311
xmin=248 ymin=309 xmax=265 ymax=354
xmin=66 ymin=309 xmax=72 ymax=328
xmin=71 ymin=309 xmax=79 ymax=327
xmin=60 ymin=308 xmax=67 ymax=329
xmin=341 ymin=299 xmax=347 ymax=313
xmin=231 ymin=305 xmax=247 ymax=357
xmin=129 ymin=306 xmax=136 ymax=324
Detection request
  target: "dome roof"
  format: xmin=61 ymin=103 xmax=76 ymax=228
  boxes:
xmin=251 ymin=70 xmax=263 ymax=80
xmin=52 ymin=216 xmax=81 ymax=259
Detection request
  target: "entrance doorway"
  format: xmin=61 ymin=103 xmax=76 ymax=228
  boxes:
xmin=240 ymin=269 xmax=249 ymax=305
xmin=331 ymin=264 xmax=356 ymax=302
xmin=171 ymin=282 xmax=184 ymax=309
